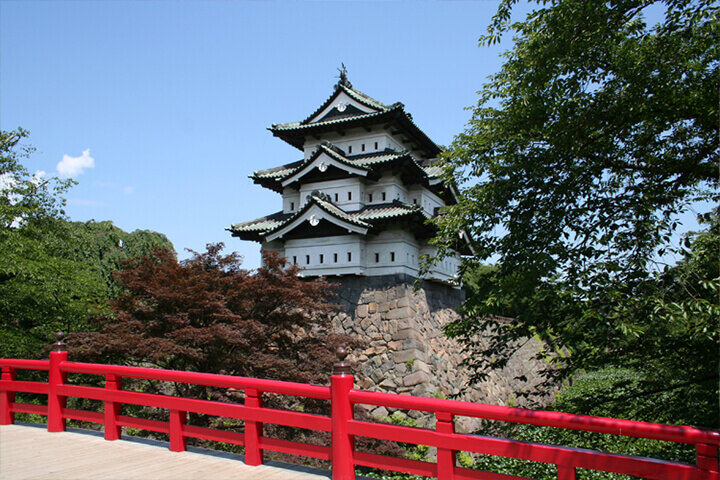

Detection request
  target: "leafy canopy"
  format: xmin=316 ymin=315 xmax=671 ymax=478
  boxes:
xmin=432 ymin=0 xmax=718 ymax=421
xmin=0 ymin=129 xmax=173 ymax=359
xmin=70 ymin=244 xmax=353 ymax=386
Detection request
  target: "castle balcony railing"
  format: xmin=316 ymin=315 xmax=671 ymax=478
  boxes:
xmin=1 ymin=334 xmax=718 ymax=480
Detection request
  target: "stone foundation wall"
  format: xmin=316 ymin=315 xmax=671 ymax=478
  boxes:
xmin=329 ymin=275 xmax=551 ymax=431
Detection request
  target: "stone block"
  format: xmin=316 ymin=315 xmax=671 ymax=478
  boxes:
xmin=393 ymin=349 xmax=426 ymax=363
xmin=403 ymin=338 xmax=427 ymax=352
xmin=403 ymin=370 xmax=431 ymax=386
xmin=413 ymin=360 xmax=431 ymax=374
xmin=368 ymin=302 xmax=378 ymax=314
xmin=379 ymin=377 xmax=396 ymax=388
xmin=371 ymin=406 xmax=389 ymax=419
xmin=392 ymin=328 xmax=424 ymax=342
xmin=386 ymin=306 xmax=412 ymax=320
xmin=356 ymin=304 xmax=368 ymax=318
xmin=360 ymin=316 xmax=373 ymax=330
xmin=397 ymin=296 xmax=410 ymax=308
xmin=387 ymin=340 xmax=403 ymax=351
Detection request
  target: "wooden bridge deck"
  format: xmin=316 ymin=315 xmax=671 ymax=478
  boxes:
xmin=0 ymin=424 xmax=332 ymax=480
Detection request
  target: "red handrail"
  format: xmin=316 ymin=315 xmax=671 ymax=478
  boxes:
xmin=0 ymin=349 xmax=718 ymax=480
xmin=349 ymin=389 xmax=720 ymax=446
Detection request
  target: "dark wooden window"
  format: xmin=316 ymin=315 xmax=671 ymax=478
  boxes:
xmin=334 ymin=193 xmax=338 ymax=201
xmin=348 ymin=191 xmax=352 ymax=200
xmin=374 ymin=141 xmax=378 ymax=149
xmin=319 ymin=254 xmax=324 ymax=264
xmin=375 ymin=253 xmax=380 ymax=263
xmin=290 ymin=202 xmax=294 ymax=211
xmin=333 ymin=253 xmax=338 ymax=263
xmin=348 ymin=145 xmax=352 ymax=153
xmin=347 ymin=252 xmax=352 ymax=262
xmin=368 ymin=193 xmax=373 ymax=202
xmin=390 ymin=252 xmax=395 ymax=262
xmin=306 ymin=255 xmax=310 ymax=265
xmin=382 ymin=192 xmax=386 ymax=201
xmin=293 ymin=256 xmax=297 ymax=264
xmin=361 ymin=143 xmax=365 ymax=152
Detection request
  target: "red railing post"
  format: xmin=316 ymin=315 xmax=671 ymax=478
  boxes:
xmin=169 ymin=409 xmax=187 ymax=452
xmin=47 ymin=332 xmax=68 ymax=433
xmin=436 ymin=411 xmax=456 ymax=479
xmin=331 ymin=347 xmax=355 ymax=480
xmin=0 ymin=366 xmax=17 ymax=425
xmin=244 ymin=387 xmax=264 ymax=465
xmin=104 ymin=374 xmax=122 ymax=441
xmin=696 ymin=443 xmax=719 ymax=475
xmin=557 ymin=465 xmax=577 ymax=480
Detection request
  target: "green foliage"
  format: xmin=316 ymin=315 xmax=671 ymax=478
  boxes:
xmin=0 ymin=128 xmax=173 ymax=360
xmin=432 ymin=0 xmax=718 ymax=427
xmin=472 ymin=368 xmax=697 ymax=479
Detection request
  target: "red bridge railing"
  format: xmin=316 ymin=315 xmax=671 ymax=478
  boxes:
xmin=1 ymin=335 xmax=718 ymax=480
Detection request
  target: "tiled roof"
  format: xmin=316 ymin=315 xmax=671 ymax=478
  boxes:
xmin=272 ymin=104 xmax=403 ymax=132
xmin=423 ymin=164 xmax=443 ymax=178
xmin=299 ymin=83 xmax=390 ymax=125
xmin=252 ymin=159 xmax=304 ymax=180
xmin=231 ymin=198 xmax=423 ymax=240
xmin=230 ymin=211 xmax=292 ymax=232
xmin=355 ymin=202 xmax=423 ymax=221
xmin=251 ymin=147 xmax=424 ymax=185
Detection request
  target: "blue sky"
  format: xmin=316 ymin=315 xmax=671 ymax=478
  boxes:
xmin=3 ymin=1 xmax=699 ymax=270
xmin=2 ymin=1 xmax=529 ymax=268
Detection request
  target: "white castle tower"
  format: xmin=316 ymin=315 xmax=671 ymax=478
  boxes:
xmin=230 ymin=69 xmax=468 ymax=285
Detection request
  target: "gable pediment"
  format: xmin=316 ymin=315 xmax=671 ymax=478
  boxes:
xmin=265 ymin=202 xmax=369 ymax=242
xmin=281 ymin=150 xmax=369 ymax=187
xmin=307 ymin=90 xmax=380 ymax=124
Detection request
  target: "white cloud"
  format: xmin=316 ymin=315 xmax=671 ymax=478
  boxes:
xmin=123 ymin=186 xmax=134 ymax=195
xmin=57 ymin=149 xmax=95 ymax=178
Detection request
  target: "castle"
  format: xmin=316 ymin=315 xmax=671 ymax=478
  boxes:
xmin=229 ymin=71 xmax=547 ymax=427
xmin=229 ymin=68 xmax=468 ymax=284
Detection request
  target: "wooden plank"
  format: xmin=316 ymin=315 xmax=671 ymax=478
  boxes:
xmin=0 ymin=425 xmax=330 ymax=479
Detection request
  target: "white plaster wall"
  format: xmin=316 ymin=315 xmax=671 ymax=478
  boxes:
xmin=364 ymin=229 xmax=420 ymax=276
xmin=366 ymin=173 xmax=409 ymax=204
xmin=304 ymin=132 xmax=404 ymax=159
xmin=299 ymin=178 xmax=365 ymax=211
xmin=260 ymin=240 xmax=285 ymax=266
xmin=285 ymin=235 xmax=366 ymax=277
xmin=420 ymin=245 xmax=461 ymax=283
xmin=282 ymin=188 xmax=301 ymax=214
xmin=407 ymin=186 xmax=445 ymax=218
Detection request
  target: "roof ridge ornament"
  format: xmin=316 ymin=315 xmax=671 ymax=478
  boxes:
xmin=335 ymin=63 xmax=352 ymax=89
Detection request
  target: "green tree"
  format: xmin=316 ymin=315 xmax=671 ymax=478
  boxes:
xmin=0 ymin=129 xmax=100 ymax=358
xmin=0 ymin=129 xmax=173 ymax=359
xmin=432 ymin=0 xmax=718 ymax=425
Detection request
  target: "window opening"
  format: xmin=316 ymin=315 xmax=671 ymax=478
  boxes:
xmin=319 ymin=254 xmax=324 ymax=264
xmin=348 ymin=145 xmax=352 ymax=153
xmin=290 ymin=202 xmax=294 ymax=211
xmin=390 ymin=252 xmax=395 ymax=262
xmin=368 ymin=193 xmax=373 ymax=202
xmin=374 ymin=141 xmax=378 ymax=149
xmin=374 ymin=253 xmax=379 ymax=263
xmin=382 ymin=192 xmax=386 ymax=201
xmin=306 ymin=255 xmax=310 ymax=265
xmin=361 ymin=143 xmax=365 ymax=152
xmin=347 ymin=252 xmax=352 ymax=262
xmin=293 ymin=256 xmax=297 ymax=264
xmin=334 ymin=193 xmax=338 ymax=202
xmin=333 ymin=253 xmax=338 ymax=263
xmin=348 ymin=191 xmax=352 ymax=200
